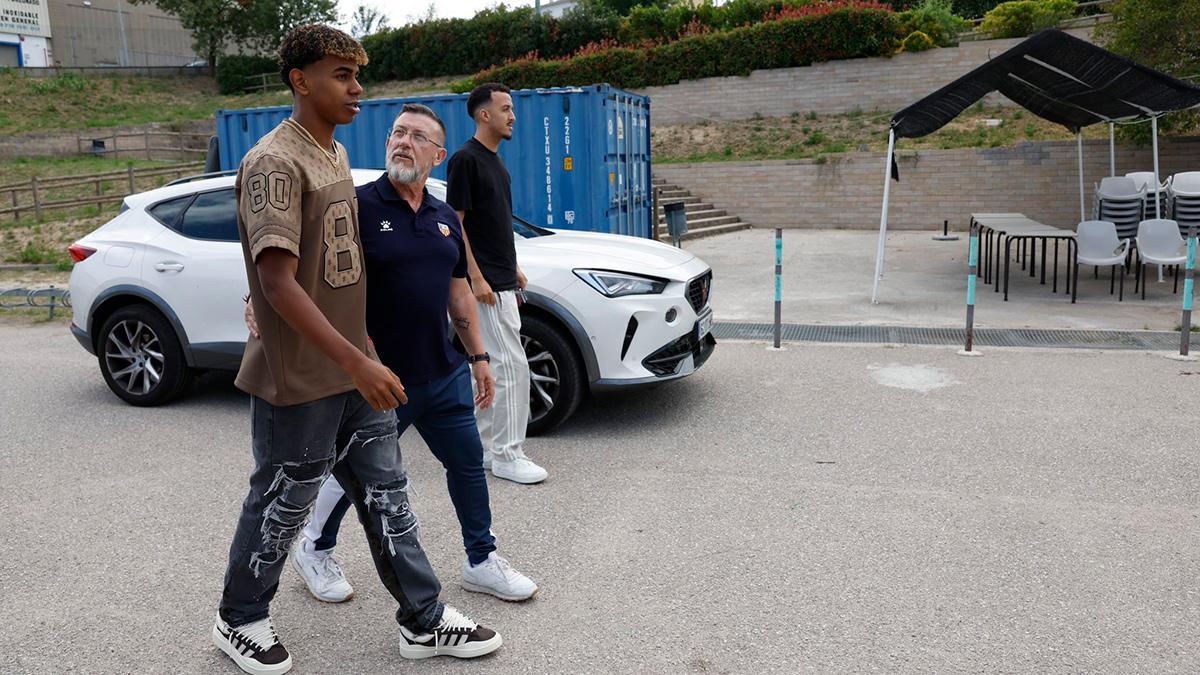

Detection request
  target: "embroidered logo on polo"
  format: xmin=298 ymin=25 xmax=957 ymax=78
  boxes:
xmin=438 ymin=223 xmax=451 ymax=237
xmin=380 ymin=220 xmax=392 ymax=232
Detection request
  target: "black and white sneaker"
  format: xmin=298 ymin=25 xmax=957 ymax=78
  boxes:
xmin=212 ymin=614 xmax=293 ymax=675
xmin=398 ymin=605 xmax=503 ymax=659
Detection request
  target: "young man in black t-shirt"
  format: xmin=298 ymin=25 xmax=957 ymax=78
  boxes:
xmin=446 ymin=83 xmax=548 ymax=485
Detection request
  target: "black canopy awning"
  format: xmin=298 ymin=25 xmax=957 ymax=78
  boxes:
xmin=891 ymin=29 xmax=1200 ymax=139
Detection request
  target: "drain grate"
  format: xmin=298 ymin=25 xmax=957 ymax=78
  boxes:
xmin=712 ymin=322 xmax=1183 ymax=351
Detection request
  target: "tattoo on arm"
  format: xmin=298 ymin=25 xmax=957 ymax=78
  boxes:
xmin=452 ymin=317 xmax=470 ymax=330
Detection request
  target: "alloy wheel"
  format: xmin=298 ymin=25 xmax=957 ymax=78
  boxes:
xmin=104 ymin=319 xmax=165 ymax=395
xmin=522 ymin=334 xmax=560 ymax=425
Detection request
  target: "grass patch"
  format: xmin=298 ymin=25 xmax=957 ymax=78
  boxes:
xmin=0 ymin=71 xmax=461 ymax=137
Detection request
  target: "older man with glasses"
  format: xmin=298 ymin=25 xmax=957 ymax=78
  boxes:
xmin=247 ymin=103 xmax=539 ymax=607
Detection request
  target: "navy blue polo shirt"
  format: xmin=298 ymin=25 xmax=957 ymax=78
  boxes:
xmin=358 ymin=174 xmax=467 ymax=384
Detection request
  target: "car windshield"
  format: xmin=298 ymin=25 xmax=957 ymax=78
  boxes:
xmin=513 ymin=215 xmax=553 ymax=239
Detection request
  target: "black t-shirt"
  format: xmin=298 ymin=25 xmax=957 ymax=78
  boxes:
xmin=358 ymin=175 xmax=467 ymax=384
xmin=446 ymin=137 xmax=518 ymax=292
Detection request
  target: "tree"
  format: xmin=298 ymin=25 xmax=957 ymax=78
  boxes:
xmin=130 ymin=0 xmax=338 ymax=73
xmin=1096 ymin=0 xmax=1200 ymax=140
xmin=349 ymin=3 xmax=389 ymax=39
xmin=1096 ymin=0 xmax=1200 ymax=81
xmin=128 ymin=0 xmax=242 ymax=75
xmin=237 ymin=0 xmax=339 ymax=54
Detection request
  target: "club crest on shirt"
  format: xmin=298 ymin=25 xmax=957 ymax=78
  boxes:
xmin=438 ymin=222 xmax=451 ymax=237
xmin=380 ymin=220 xmax=392 ymax=232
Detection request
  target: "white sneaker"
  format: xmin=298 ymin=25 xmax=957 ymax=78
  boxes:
xmin=490 ymin=457 xmax=548 ymax=484
xmin=398 ymin=604 xmax=503 ymax=659
xmin=289 ymin=537 xmax=353 ymax=603
xmin=461 ymin=552 xmax=539 ymax=601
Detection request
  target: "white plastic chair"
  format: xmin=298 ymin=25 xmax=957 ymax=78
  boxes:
xmin=1170 ymin=172 xmax=1200 ymax=198
xmin=1095 ymin=177 xmax=1144 ymax=238
xmin=1097 ymin=176 xmax=1141 ymax=199
xmin=1125 ymin=172 xmax=1171 ymax=219
xmin=1074 ymin=220 xmax=1130 ymax=301
xmin=1135 ymin=219 xmax=1187 ymax=299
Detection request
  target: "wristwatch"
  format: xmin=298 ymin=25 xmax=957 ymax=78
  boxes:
xmin=467 ymin=352 xmax=491 ymax=364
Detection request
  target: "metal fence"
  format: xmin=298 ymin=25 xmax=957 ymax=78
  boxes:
xmin=0 ymin=287 xmax=71 ymax=319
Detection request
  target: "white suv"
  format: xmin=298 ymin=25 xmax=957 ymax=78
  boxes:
xmin=68 ymin=170 xmax=716 ymax=434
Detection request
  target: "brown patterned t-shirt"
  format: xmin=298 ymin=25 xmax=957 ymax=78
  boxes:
xmin=233 ymin=119 xmax=374 ymax=406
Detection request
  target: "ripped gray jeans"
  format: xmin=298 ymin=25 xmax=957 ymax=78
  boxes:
xmin=218 ymin=391 xmax=444 ymax=632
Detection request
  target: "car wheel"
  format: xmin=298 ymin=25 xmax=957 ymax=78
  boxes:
xmin=521 ymin=314 xmax=584 ymax=436
xmin=97 ymin=304 xmax=191 ymax=406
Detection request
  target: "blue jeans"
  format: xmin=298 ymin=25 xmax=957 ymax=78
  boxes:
xmin=311 ymin=363 xmax=497 ymax=565
xmin=218 ymin=390 xmax=444 ymax=631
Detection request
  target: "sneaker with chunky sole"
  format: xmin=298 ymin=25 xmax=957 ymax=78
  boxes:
xmin=212 ymin=614 xmax=292 ymax=675
xmin=490 ymin=457 xmax=548 ymax=484
xmin=290 ymin=537 xmax=353 ymax=603
xmin=462 ymin=552 xmax=539 ymax=601
xmin=398 ymin=605 xmax=502 ymax=659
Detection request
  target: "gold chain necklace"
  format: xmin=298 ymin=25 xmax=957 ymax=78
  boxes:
xmin=284 ymin=118 xmax=340 ymax=167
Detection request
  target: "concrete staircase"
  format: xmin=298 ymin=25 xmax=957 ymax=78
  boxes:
xmin=653 ymin=177 xmax=751 ymax=242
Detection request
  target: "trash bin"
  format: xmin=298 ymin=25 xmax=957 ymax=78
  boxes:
xmin=664 ymin=201 xmax=687 ymax=246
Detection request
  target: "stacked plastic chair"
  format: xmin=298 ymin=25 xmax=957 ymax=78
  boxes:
xmin=1125 ymin=171 xmax=1170 ymax=221
xmin=1170 ymin=172 xmax=1200 ymax=238
xmin=1093 ymin=176 xmax=1144 ymax=243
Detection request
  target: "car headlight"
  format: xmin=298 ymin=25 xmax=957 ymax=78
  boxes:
xmin=574 ymin=269 xmax=668 ymax=297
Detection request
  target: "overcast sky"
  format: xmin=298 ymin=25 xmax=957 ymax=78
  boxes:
xmin=336 ymin=1 xmax=537 ymax=28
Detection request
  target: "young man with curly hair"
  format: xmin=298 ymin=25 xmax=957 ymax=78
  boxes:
xmin=212 ymin=25 xmax=501 ymax=674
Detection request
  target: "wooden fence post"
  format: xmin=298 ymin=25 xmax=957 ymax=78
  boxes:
xmin=127 ymin=165 xmax=135 ymax=194
xmin=31 ymin=176 xmax=41 ymax=221
xmin=144 ymin=129 xmax=151 ymax=160
xmin=11 ymin=189 xmax=19 ymax=222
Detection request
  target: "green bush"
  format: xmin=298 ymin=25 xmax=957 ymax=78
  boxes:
xmin=455 ymin=6 xmax=900 ymax=91
xmin=362 ymin=5 xmax=619 ymax=83
xmin=216 ymin=55 xmax=279 ymax=94
xmin=951 ymin=0 xmax=1009 ymax=19
xmin=979 ymin=0 xmax=1075 ymax=38
xmin=897 ymin=0 xmax=969 ymax=47
xmin=901 ymin=30 xmax=936 ymax=51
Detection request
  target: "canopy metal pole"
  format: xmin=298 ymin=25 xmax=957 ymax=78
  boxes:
xmin=1152 ymin=116 xmax=1162 ymax=219
xmin=871 ymin=129 xmax=896 ymax=304
xmin=1077 ymin=132 xmax=1085 ymax=223
xmin=1109 ymin=122 xmax=1115 ymax=176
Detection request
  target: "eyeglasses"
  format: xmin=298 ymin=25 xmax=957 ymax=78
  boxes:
xmin=389 ymin=127 xmax=442 ymax=148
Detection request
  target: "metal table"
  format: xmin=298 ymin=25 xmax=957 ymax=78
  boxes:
xmin=970 ymin=213 xmax=1077 ymax=302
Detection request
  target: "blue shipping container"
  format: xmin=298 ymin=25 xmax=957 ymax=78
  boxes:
xmin=215 ymin=84 xmax=653 ymax=239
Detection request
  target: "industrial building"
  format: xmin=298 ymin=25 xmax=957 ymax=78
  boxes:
xmin=1 ymin=0 xmax=197 ymax=68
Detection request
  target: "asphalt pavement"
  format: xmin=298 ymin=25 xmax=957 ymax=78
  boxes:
xmin=2 ymin=323 xmax=1198 ymax=674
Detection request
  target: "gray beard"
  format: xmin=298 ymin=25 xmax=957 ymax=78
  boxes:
xmin=387 ymin=160 xmax=424 ymax=184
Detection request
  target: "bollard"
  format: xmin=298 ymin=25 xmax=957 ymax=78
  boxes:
xmin=1179 ymin=226 xmax=1197 ymax=358
xmin=959 ymin=222 xmax=983 ymax=357
xmin=48 ymin=284 xmax=56 ymax=320
xmin=933 ymin=218 xmax=959 ymax=242
xmin=772 ymin=228 xmax=783 ymax=350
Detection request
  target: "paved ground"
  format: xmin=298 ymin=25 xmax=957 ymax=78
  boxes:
xmin=689 ymin=229 xmax=1188 ymax=331
xmin=2 ymin=324 xmax=1199 ymax=674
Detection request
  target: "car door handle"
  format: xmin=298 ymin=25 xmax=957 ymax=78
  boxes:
xmin=154 ymin=262 xmax=185 ymax=272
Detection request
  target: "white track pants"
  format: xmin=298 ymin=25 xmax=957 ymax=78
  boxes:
xmin=475 ymin=290 xmax=530 ymax=462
